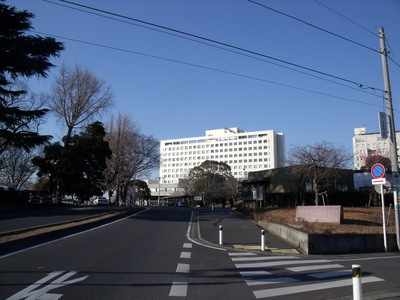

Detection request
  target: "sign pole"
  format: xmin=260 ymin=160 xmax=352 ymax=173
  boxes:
xmin=380 ymin=184 xmax=388 ymax=252
xmin=393 ymin=174 xmax=400 ymax=251
xmin=371 ymin=163 xmax=388 ymax=252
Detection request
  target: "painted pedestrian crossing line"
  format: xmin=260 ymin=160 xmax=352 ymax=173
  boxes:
xmin=233 ymin=244 xmax=300 ymax=254
xmin=228 ymin=252 xmax=384 ymax=299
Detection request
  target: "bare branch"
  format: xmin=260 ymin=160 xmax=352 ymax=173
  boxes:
xmin=49 ymin=64 xmax=114 ymax=146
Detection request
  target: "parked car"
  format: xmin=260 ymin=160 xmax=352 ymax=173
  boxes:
xmin=92 ymin=197 xmax=109 ymax=205
xmin=61 ymin=198 xmax=76 ymax=205
xmin=177 ymin=201 xmax=187 ymax=207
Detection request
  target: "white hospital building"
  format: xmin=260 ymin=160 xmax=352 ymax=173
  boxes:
xmin=159 ymin=127 xmax=285 ymax=183
xmin=353 ymin=127 xmax=400 ymax=170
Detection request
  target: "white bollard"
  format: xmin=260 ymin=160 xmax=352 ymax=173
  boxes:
xmin=261 ymin=230 xmax=265 ymax=251
xmin=352 ymin=264 xmax=362 ymax=300
xmin=219 ymin=225 xmax=223 ymax=245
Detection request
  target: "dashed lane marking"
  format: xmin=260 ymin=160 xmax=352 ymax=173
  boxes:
xmin=183 ymin=243 xmax=192 ymax=249
xmin=180 ymin=251 xmax=191 ymax=259
xmin=176 ymin=263 xmax=190 ymax=274
xmin=169 ymin=282 xmax=188 ymax=297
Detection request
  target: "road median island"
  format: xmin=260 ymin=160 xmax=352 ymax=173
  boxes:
xmin=0 ymin=207 xmax=142 ymax=256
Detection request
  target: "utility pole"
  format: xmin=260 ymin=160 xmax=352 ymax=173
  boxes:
xmin=379 ymin=27 xmax=400 ymax=250
xmin=157 ymin=176 xmax=161 ymax=206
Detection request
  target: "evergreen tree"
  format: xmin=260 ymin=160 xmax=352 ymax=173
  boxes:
xmin=0 ymin=1 xmax=64 ymax=153
xmin=186 ymin=160 xmax=236 ymax=204
xmin=33 ymin=122 xmax=112 ymax=200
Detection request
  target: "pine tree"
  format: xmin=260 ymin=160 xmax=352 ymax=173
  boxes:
xmin=0 ymin=1 xmax=64 ymax=153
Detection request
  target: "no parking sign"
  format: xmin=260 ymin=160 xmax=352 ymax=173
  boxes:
xmin=371 ymin=163 xmax=385 ymax=179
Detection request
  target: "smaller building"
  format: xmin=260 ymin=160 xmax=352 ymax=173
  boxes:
xmin=353 ymin=127 xmax=400 ymax=170
xmin=241 ymin=166 xmax=354 ymax=207
xmin=353 ymin=170 xmax=394 ymax=192
xmin=144 ymin=178 xmax=188 ymax=205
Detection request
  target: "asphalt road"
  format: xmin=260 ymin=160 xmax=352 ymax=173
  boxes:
xmin=0 ymin=205 xmax=127 ymax=234
xmin=1 ymin=207 xmax=400 ymax=299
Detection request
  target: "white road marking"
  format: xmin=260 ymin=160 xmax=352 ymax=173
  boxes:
xmin=309 ymin=270 xmax=352 ymax=279
xmin=240 ymin=270 xmax=272 ymax=277
xmin=180 ymin=251 xmax=192 ymax=259
xmin=236 ymin=259 xmax=330 ymax=269
xmin=183 ymin=243 xmax=192 ymax=249
xmin=228 ymin=252 xmax=256 ymax=256
xmin=169 ymin=282 xmax=188 ymax=297
xmin=6 ymin=271 xmax=88 ymax=300
xmin=186 ymin=211 xmax=226 ymax=251
xmin=246 ymin=277 xmax=299 ymax=286
xmin=0 ymin=208 xmax=151 ymax=259
xmin=286 ymin=264 xmax=344 ymax=272
xmin=231 ymin=256 xmax=299 ymax=262
xmin=176 ymin=263 xmax=190 ymax=273
xmin=253 ymin=276 xmax=384 ymax=299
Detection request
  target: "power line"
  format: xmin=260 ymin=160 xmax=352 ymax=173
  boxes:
xmin=387 ymin=52 xmax=400 ymax=69
xmin=52 ymin=0 xmax=384 ymax=93
xmin=42 ymin=0 xmax=381 ymax=98
xmin=313 ymin=0 xmax=400 ymax=69
xmin=313 ymin=0 xmax=377 ymax=37
xmin=248 ymin=0 xmax=380 ymax=54
xmin=33 ymin=30 xmax=383 ymax=109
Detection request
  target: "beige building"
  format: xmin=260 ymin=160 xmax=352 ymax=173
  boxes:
xmin=159 ymin=127 xmax=285 ymax=184
xmin=352 ymin=127 xmax=400 ymax=170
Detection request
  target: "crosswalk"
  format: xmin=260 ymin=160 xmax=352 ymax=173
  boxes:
xmin=228 ymin=252 xmax=384 ymax=299
xmin=233 ymin=244 xmax=300 ymax=254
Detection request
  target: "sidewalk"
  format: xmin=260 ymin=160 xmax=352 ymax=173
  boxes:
xmin=197 ymin=207 xmax=300 ymax=254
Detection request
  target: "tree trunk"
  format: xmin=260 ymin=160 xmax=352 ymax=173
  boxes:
xmin=313 ymin=176 xmax=319 ymax=206
xmin=64 ymin=125 xmax=74 ymax=148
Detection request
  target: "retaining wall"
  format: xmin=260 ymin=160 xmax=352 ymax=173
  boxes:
xmin=258 ymin=221 xmax=397 ymax=254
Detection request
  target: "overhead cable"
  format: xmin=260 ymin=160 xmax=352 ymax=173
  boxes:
xmin=313 ymin=0 xmax=378 ymax=37
xmin=248 ymin=0 xmax=380 ymax=54
xmin=33 ymin=30 xmax=383 ymax=109
xmin=313 ymin=0 xmax=400 ymax=69
xmin=42 ymin=1 xmax=381 ymax=98
xmin=53 ymin=0 xmax=384 ymax=93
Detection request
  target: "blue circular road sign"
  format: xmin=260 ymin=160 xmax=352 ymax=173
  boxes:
xmin=371 ymin=163 xmax=385 ymax=178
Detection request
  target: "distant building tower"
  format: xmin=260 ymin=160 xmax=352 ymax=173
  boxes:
xmin=159 ymin=127 xmax=285 ymax=183
xmin=352 ymin=127 xmax=400 ymax=170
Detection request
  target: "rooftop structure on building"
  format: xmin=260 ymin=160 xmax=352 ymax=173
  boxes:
xmin=353 ymin=126 xmax=400 ymax=170
xmin=159 ymin=127 xmax=285 ymax=183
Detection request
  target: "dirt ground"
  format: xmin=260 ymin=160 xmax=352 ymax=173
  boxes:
xmin=251 ymin=206 xmax=397 ymax=234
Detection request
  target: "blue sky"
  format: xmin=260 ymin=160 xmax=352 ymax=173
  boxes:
xmin=10 ymin=0 xmax=400 ymax=173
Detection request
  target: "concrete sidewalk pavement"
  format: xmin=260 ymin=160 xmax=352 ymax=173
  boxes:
xmin=197 ymin=207 xmax=300 ymax=254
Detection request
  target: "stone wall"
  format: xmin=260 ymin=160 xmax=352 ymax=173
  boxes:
xmin=258 ymin=221 xmax=397 ymax=254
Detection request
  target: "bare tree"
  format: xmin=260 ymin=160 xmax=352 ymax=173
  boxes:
xmin=0 ymin=146 xmax=40 ymax=189
xmin=287 ymin=141 xmax=352 ymax=205
xmin=105 ymin=113 xmax=159 ymax=204
xmin=359 ymin=148 xmax=392 ymax=171
xmin=49 ymin=64 xmax=114 ymax=146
